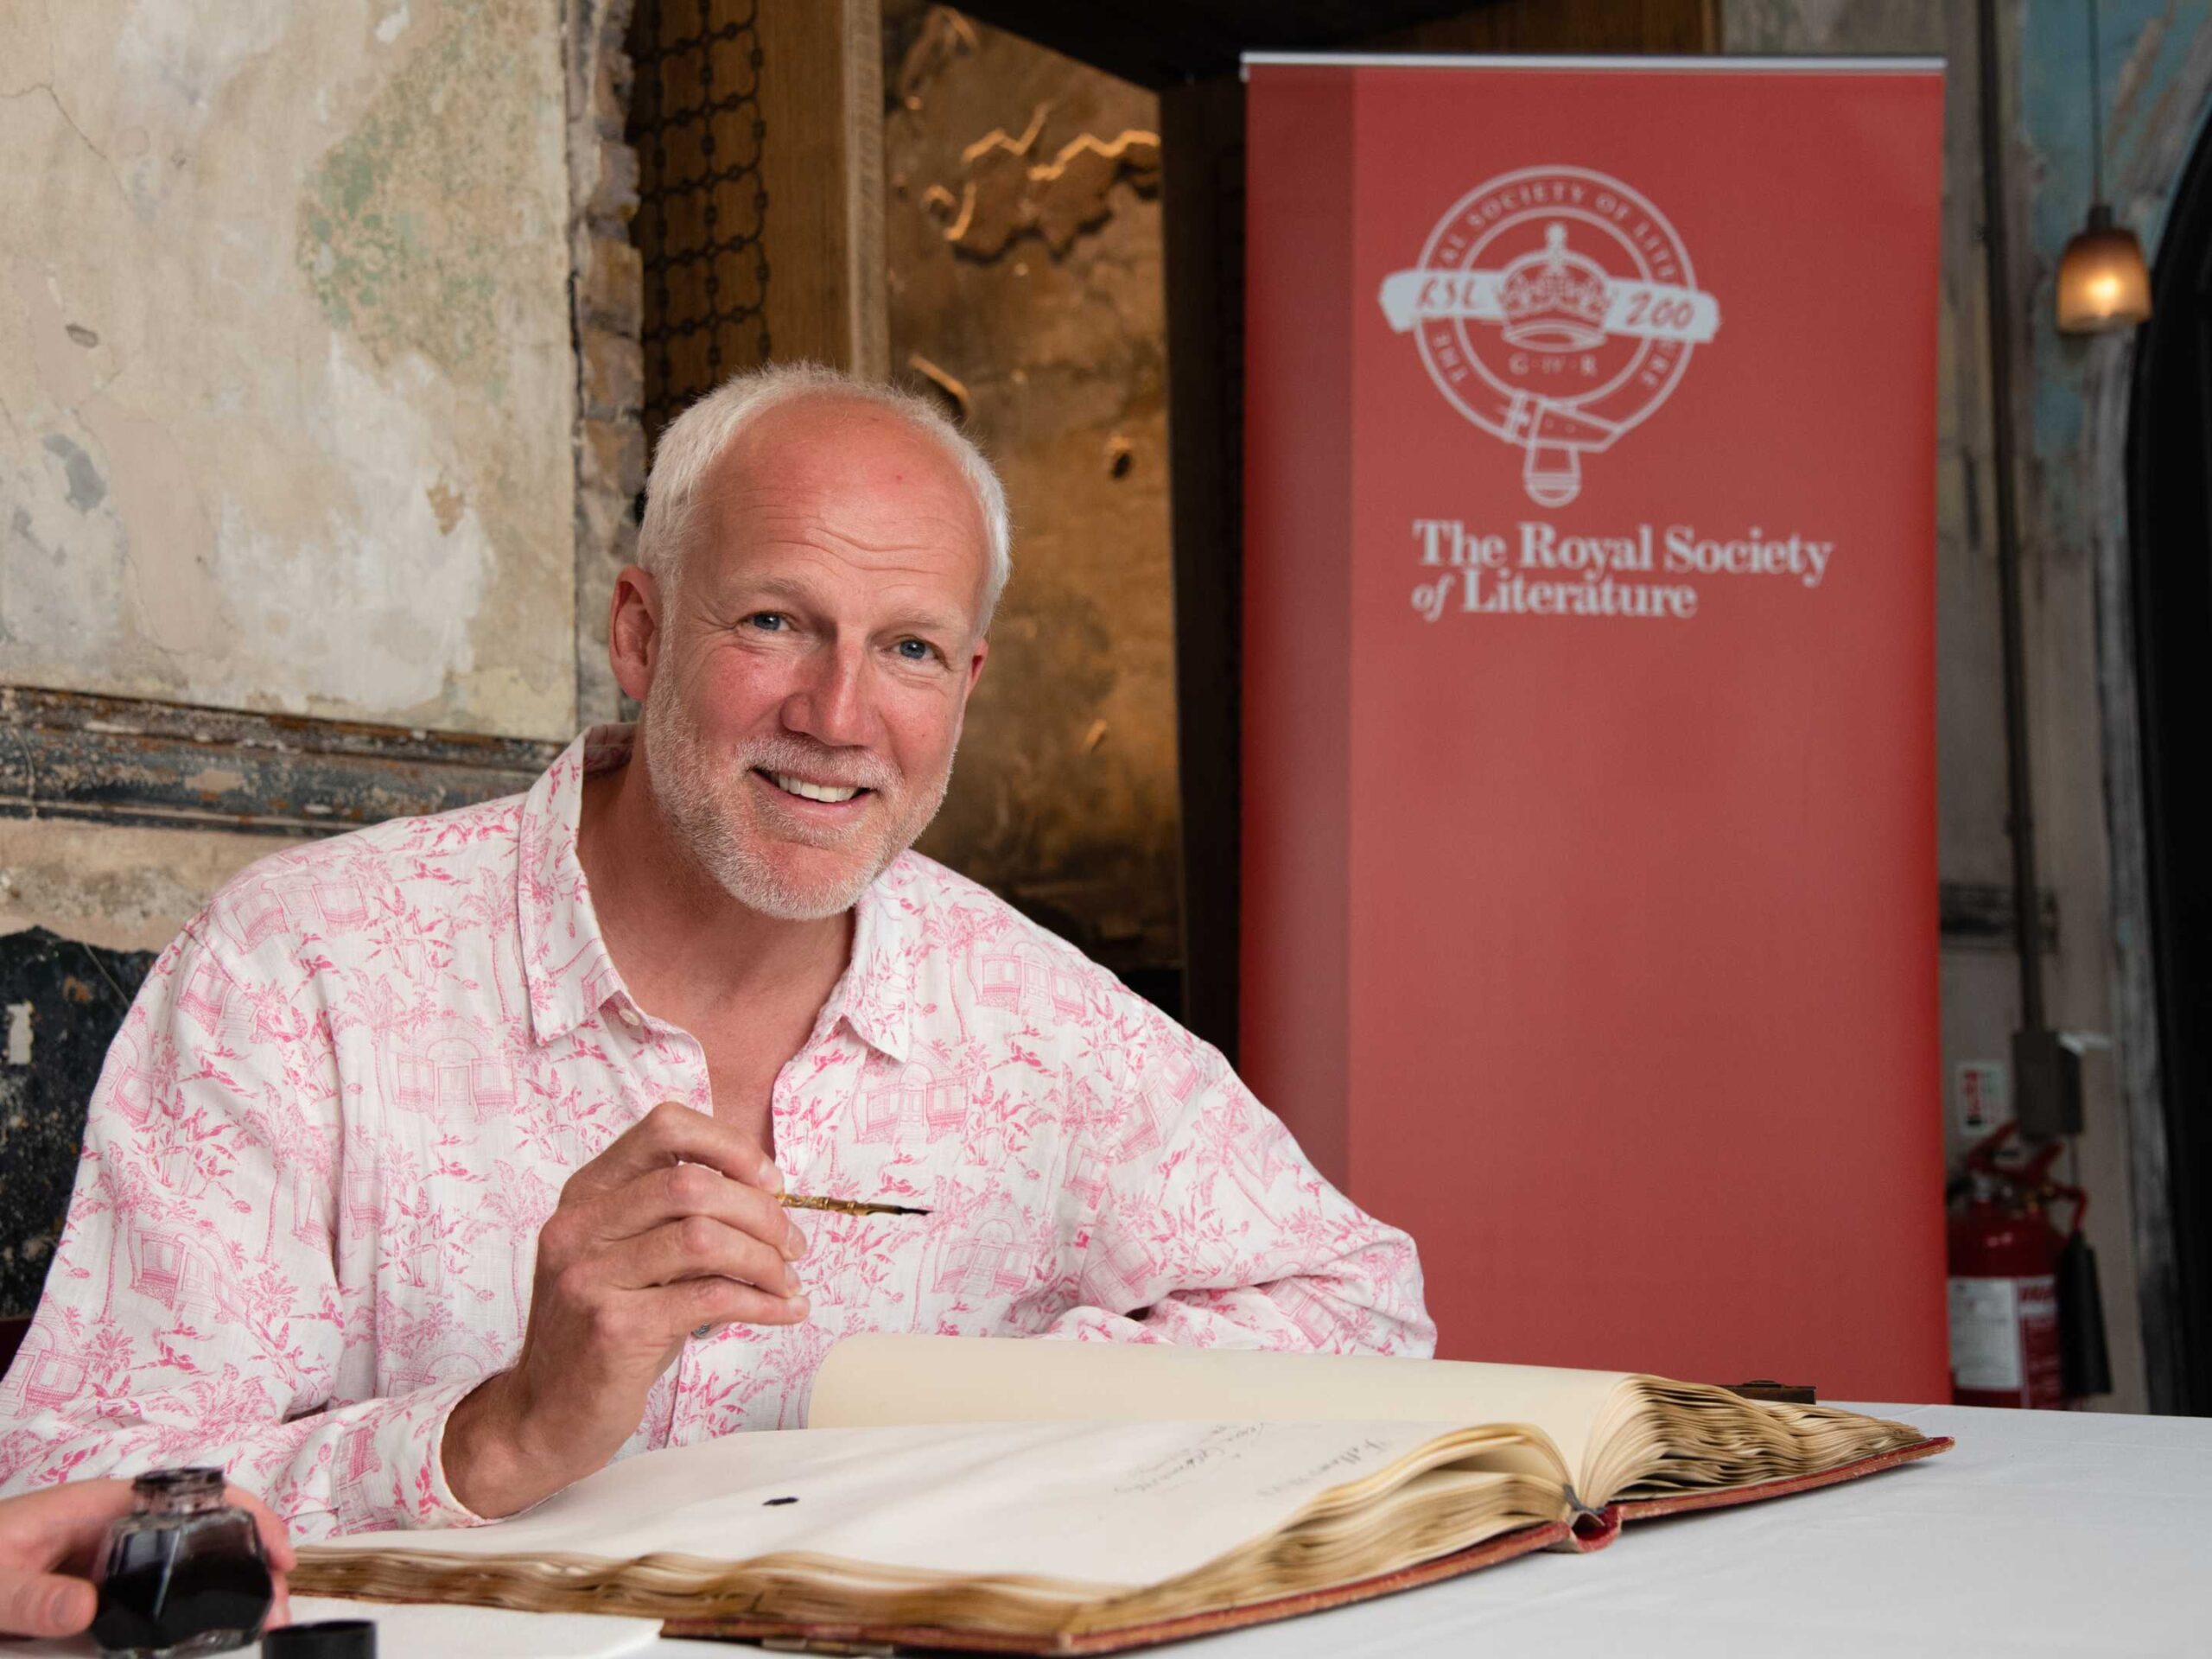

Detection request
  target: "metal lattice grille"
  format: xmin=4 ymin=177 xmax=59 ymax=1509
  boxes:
xmin=628 ymin=0 xmax=770 ymax=443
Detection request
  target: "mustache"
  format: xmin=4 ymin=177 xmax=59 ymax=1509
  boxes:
xmin=734 ymin=735 xmax=899 ymax=793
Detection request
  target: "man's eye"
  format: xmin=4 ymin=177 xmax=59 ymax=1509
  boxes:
xmin=896 ymin=639 xmax=934 ymax=662
xmin=746 ymin=613 xmax=786 ymax=632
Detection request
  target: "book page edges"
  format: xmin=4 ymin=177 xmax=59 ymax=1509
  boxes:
xmin=656 ymin=1519 xmax=1574 ymax=1655
xmin=1548 ymin=1434 xmax=1956 ymax=1554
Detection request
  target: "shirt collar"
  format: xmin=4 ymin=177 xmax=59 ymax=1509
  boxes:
xmin=813 ymin=869 xmax=915 ymax=1065
xmin=518 ymin=725 xmax=634 ymax=1047
xmin=516 ymin=724 xmax=915 ymax=1063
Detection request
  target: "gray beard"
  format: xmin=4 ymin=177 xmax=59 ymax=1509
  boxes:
xmin=640 ymin=669 xmax=954 ymax=921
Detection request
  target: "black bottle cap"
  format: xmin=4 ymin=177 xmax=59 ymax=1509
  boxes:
xmin=262 ymin=1618 xmax=377 ymax=1657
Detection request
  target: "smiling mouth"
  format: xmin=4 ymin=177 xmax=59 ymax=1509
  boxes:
xmin=756 ymin=769 xmax=873 ymax=805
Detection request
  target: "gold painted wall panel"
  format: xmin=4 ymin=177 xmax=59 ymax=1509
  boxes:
xmin=885 ymin=5 xmax=1181 ymax=982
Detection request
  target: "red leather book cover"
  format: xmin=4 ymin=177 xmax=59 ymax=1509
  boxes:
xmin=1243 ymin=58 xmax=1948 ymax=1401
xmin=1560 ymin=1435 xmax=1957 ymax=1551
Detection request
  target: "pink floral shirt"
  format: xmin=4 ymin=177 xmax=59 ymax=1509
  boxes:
xmin=0 ymin=728 xmax=1431 ymax=1538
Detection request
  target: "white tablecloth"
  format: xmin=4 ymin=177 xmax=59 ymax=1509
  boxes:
xmin=15 ymin=1404 xmax=2202 ymax=1656
xmin=9 ymin=1596 xmax=664 ymax=1658
xmin=650 ymin=1402 xmax=2212 ymax=1656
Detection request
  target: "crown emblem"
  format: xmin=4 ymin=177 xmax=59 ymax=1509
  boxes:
xmin=1497 ymin=223 xmax=1611 ymax=352
xmin=1382 ymin=166 xmax=1719 ymax=506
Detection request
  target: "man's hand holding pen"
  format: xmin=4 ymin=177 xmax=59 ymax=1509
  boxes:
xmin=442 ymin=1102 xmax=813 ymax=1519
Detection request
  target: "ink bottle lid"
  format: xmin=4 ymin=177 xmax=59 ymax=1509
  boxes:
xmin=91 ymin=1467 xmax=274 ymax=1659
xmin=262 ymin=1618 xmax=377 ymax=1657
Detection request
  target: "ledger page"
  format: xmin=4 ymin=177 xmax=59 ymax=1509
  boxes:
xmin=807 ymin=1335 xmax=1634 ymax=1495
xmin=308 ymin=1419 xmax=1529 ymax=1590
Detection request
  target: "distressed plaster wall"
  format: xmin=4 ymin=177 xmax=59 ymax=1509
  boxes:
xmin=0 ymin=819 xmax=276 ymax=955
xmin=1 ymin=0 xmax=581 ymax=741
xmin=0 ymin=0 xmax=639 ymax=1306
xmin=569 ymin=0 xmax=646 ymax=728
xmin=2014 ymin=0 xmax=2212 ymax=1414
xmin=884 ymin=5 xmax=1183 ymax=985
xmin=1723 ymin=0 xmax=2212 ymax=1414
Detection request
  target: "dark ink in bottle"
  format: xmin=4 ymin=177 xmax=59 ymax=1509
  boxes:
xmin=90 ymin=1467 xmax=273 ymax=1658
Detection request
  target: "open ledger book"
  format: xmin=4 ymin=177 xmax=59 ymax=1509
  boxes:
xmin=296 ymin=1335 xmax=1950 ymax=1653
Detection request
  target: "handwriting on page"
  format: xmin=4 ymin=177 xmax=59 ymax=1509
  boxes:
xmin=1255 ymin=1436 xmax=1400 ymax=1500
xmin=1115 ymin=1425 xmax=1270 ymax=1496
xmin=1114 ymin=1424 xmax=1401 ymax=1501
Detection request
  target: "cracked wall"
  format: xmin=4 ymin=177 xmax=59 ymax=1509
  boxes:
xmin=0 ymin=0 xmax=580 ymax=741
xmin=885 ymin=4 xmax=1181 ymax=988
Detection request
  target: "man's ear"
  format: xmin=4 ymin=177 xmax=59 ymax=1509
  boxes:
xmin=608 ymin=565 xmax=662 ymax=705
xmin=964 ymin=635 xmax=988 ymax=697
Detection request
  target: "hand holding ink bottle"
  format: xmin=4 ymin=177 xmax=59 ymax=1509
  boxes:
xmin=0 ymin=1473 xmax=291 ymax=1646
xmin=89 ymin=1469 xmax=282 ymax=1656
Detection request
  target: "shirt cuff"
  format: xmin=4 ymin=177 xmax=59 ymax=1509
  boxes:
xmin=372 ymin=1378 xmax=495 ymax=1531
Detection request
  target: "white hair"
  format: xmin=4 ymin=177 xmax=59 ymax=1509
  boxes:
xmin=636 ymin=362 xmax=1013 ymax=628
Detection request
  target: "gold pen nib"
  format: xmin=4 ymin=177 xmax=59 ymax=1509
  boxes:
xmin=777 ymin=1192 xmax=931 ymax=1217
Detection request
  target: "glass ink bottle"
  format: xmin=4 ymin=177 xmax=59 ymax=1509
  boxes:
xmin=89 ymin=1467 xmax=273 ymax=1658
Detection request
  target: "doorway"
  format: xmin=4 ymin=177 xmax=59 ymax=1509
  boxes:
xmin=2126 ymin=111 xmax=2212 ymax=1416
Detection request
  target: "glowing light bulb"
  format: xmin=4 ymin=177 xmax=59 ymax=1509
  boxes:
xmin=2056 ymin=205 xmax=2152 ymax=334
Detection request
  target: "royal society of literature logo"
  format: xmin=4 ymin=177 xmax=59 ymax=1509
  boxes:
xmin=1378 ymin=166 xmax=1719 ymax=507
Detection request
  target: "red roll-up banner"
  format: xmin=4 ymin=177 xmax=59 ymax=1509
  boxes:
xmin=1242 ymin=55 xmax=1948 ymax=1399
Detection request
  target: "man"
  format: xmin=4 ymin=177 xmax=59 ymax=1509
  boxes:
xmin=0 ymin=365 xmax=1431 ymax=1536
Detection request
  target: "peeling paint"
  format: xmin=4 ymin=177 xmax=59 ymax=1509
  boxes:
xmin=181 ymin=765 xmax=250 ymax=796
xmin=0 ymin=0 xmax=579 ymax=740
xmin=297 ymin=0 xmax=546 ymax=385
xmin=895 ymin=6 xmax=978 ymax=111
xmin=929 ymin=103 xmax=1162 ymax=260
xmin=38 ymin=434 xmax=105 ymax=512
xmin=0 ymin=818 xmax=278 ymax=954
xmin=905 ymin=352 xmax=971 ymax=420
xmin=425 ymin=478 xmax=467 ymax=533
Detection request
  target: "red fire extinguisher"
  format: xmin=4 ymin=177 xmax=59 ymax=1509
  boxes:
xmin=1947 ymin=1125 xmax=2088 ymax=1409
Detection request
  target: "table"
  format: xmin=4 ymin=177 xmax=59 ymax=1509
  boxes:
xmin=649 ymin=1403 xmax=2212 ymax=1656
xmin=15 ymin=1405 xmax=2204 ymax=1656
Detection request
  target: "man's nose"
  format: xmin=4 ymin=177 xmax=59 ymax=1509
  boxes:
xmin=782 ymin=641 xmax=875 ymax=747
